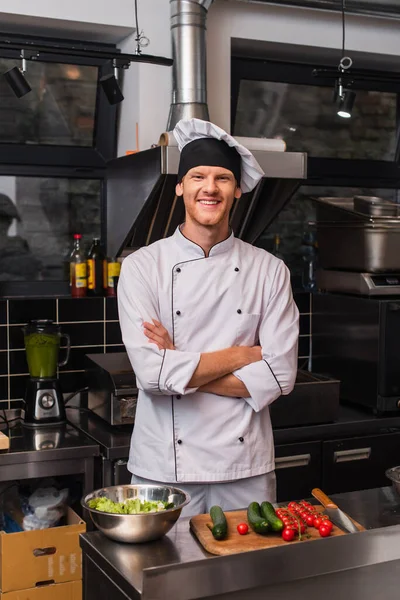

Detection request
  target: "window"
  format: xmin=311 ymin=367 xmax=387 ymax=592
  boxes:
xmin=234 ymin=80 xmax=397 ymax=161
xmin=0 ymin=35 xmax=118 ymax=295
xmin=0 ymin=176 xmax=101 ymax=282
xmin=0 ymin=59 xmax=98 ymax=147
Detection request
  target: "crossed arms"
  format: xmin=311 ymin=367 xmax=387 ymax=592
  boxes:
xmin=143 ymin=319 xmax=260 ymax=397
xmin=117 ymin=257 xmax=299 ymax=412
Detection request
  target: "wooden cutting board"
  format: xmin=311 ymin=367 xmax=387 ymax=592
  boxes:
xmin=190 ymin=506 xmax=364 ymax=556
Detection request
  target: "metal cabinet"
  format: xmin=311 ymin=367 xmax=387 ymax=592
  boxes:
xmin=275 ymin=441 xmax=322 ymax=502
xmin=322 ymin=432 xmax=400 ymax=494
xmin=114 ymin=459 xmax=131 ymax=485
xmin=83 ymin=554 xmax=130 ymax=600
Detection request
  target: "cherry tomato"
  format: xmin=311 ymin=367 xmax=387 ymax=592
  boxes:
xmin=319 ymin=524 xmax=331 ymax=537
xmin=282 ymin=527 xmax=296 ymax=542
xmin=320 ymin=520 xmax=333 ymax=534
xmin=288 ymin=502 xmax=297 ymax=510
xmin=305 ymin=514 xmax=315 ymax=527
xmin=313 ymin=517 xmax=322 ymax=529
xmin=321 ymin=515 xmax=331 ymax=522
xmin=299 ymin=523 xmax=307 ymax=534
xmin=237 ymin=522 xmax=249 ymax=535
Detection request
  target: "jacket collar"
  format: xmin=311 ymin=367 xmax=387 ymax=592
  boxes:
xmin=173 ymin=225 xmax=235 ymax=259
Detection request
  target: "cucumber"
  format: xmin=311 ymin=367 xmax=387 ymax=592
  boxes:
xmin=247 ymin=502 xmax=270 ymax=535
xmin=260 ymin=501 xmax=284 ymax=532
xmin=208 ymin=505 xmax=228 ymax=540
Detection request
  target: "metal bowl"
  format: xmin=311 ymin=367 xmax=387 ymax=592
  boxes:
xmin=82 ymin=484 xmax=191 ymax=543
xmin=386 ymin=467 xmax=400 ymax=498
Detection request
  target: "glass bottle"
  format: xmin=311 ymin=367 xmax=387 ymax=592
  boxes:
xmin=106 ymin=257 xmax=121 ymax=297
xmin=87 ymin=238 xmax=105 ymax=297
xmin=69 ymin=234 xmax=87 ymax=298
xmin=271 ymin=234 xmax=284 ymax=261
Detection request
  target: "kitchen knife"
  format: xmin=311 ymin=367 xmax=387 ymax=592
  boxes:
xmin=311 ymin=488 xmax=359 ymax=534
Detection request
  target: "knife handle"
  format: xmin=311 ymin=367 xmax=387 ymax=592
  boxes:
xmin=311 ymin=488 xmax=338 ymax=509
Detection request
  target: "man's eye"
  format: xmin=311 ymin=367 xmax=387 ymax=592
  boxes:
xmin=193 ymin=175 xmax=203 ymax=180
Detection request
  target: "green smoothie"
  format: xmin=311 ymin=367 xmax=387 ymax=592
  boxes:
xmin=24 ymin=333 xmax=60 ymax=379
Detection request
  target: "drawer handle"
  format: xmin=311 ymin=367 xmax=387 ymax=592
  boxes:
xmin=275 ymin=453 xmax=311 ymax=469
xmin=334 ymin=448 xmax=371 ymax=463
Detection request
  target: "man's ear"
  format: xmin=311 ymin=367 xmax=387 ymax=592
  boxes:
xmin=176 ymin=181 xmax=183 ymax=197
xmin=234 ymin=186 xmax=242 ymax=200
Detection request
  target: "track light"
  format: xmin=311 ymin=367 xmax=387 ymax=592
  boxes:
xmin=99 ymin=59 xmax=124 ymax=105
xmin=3 ymin=50 xmax=32 ymax=98
xmin=337 ymin=89 xmax=356 ymax=119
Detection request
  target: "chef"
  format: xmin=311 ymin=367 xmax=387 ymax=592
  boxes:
xmin=118 ymin=118 xmax=299 ymax=517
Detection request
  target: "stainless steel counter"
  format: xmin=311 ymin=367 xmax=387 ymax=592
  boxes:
xmin=81 ymin=486 xmax=400 ymax=600
xmin=0 ymin=409 xmax=100 ymax=495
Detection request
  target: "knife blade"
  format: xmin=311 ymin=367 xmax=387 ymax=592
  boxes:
xmin=311 ymin=488 xmax=359 ymax=534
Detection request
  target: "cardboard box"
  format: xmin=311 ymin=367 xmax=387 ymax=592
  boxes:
xmin=0 ymin=509 xmax=85 ymax=593
xmin=0 ymin=580 xmax=82 ymax=600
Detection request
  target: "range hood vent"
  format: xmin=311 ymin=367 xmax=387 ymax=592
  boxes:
xmin=106 ymin=146 xmax=306 ymax=258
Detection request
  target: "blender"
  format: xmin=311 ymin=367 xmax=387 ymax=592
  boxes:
xmin=23 ymin=320 xmax=70 ymax=427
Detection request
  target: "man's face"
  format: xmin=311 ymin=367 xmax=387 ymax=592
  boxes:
xmin=175 ymin=166 xmax=242 ymax=229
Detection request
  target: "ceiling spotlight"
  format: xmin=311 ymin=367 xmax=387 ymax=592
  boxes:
xmin=99 ymin=59 xmax=124 ymax=105
xmin=3 ymin=50 xmax=32 ymax=98
xmin=337 ymin=90 xmax=356 ymax=119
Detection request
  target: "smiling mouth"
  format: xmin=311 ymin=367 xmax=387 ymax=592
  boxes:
xmin=198 ymin=199 xmax=221 ymax=205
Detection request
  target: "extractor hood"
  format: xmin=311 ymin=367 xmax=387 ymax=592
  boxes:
xmin=106 ymin=145 xmax=307 ymax=257
xmin=106 ymin=0 xmax=307 ymax=258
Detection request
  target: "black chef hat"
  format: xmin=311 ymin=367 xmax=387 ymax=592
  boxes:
xmin=177 ymin=138 xmax=242 ymax=187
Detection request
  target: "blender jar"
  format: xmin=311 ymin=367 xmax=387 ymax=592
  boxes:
xmin=23 ymin=320 xmax=70 ymax=379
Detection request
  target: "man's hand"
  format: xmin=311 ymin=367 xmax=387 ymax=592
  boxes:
xmin=143 ymin=319 xmax=175 ymax=350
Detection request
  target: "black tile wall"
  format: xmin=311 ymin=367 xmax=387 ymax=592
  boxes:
xmin=299 ymin=314 xmax=310 ymax=336
xmin=0 ymin=327 xmax=7 ymax=351
xmin=298 ymin=335 xmax=310 ymax=358
xmin=0 ymin=353 xmax=7 ymax=376
xmin=10 ymin=374 xmax=29 ymax=401
xmin=0 ymin=292 xmax=314 ymax=405
xmin=0 ymin=378 xmax=7 ymax=402
xmin=9 ymin=298 xmax=56 ymax=324
xmin=59 ymin=297 xmax=104 ymax=323
xmin=106 ymin=345 xmax=125 ymax=354
xmin=106 ymin=321 xmax=122 ymax=345
xmin=61 ymin=322 xmax=104 ymax=347
xmin=59 ymin=371 xmax=87 ymax=393
xmin=294 ymin=292 xmax=310 ymax=314
xmin=0 ymin=297 xmax=127 ymax=406
xmin=9 ymin=350 xmax=28 ymax=375
xmin=0 ymin=301 xmax=6 ymax=325
xmin=106 ymin=297 xmax=119 ymax=321
xmin=9 ymin=326 xmax=25 ymax=350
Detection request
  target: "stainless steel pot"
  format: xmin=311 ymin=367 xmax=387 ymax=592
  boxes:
xmin=314 ymin=197 xmax=400 ymax=272
xmin=317 ymin=223 xmax=400 ymax=272
xmin=354 ymin=196 xmax=399 ymax=217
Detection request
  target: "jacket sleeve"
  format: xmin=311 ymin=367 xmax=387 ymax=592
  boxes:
xmin=233 ymin=260 xmax=299 ymax=412
xmin=117 ymin=255 xmax=201 ymax=396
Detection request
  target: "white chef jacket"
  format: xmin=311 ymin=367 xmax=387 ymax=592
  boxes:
xmin=118 ymin=226 xmax=299 ymax=483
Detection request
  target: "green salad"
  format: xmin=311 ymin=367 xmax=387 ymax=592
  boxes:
xmin=88 ymin=496 xmax=174 ymax=514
